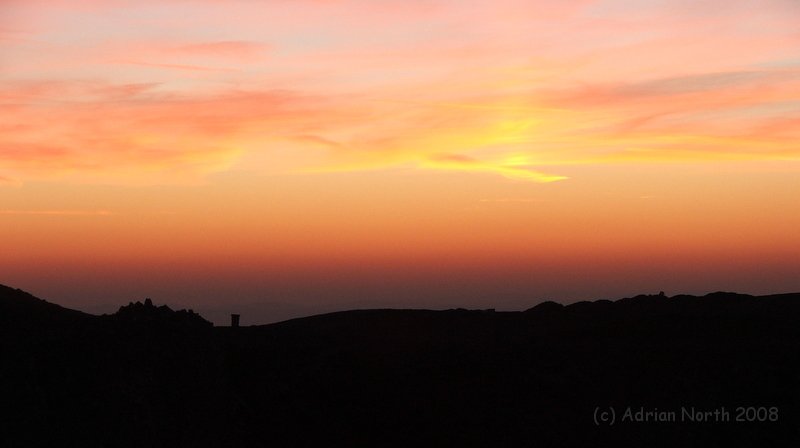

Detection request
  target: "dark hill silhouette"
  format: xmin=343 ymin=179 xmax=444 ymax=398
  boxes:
xmin=0 ymin=284 xmax=88 ymax=327
xmin=1 ymin=284 xmax=799 ymax=447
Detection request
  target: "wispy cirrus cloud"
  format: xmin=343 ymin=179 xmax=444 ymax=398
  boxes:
xmin=0 ymin=209 xmax=113 ymax=216
xmin=0 ymin=80 xmax=322 ymax=184
xmin=0 ymin=175 xmax=20 ymax=186
xmin=425 ymin=153 xmax=567 ymax=183
xmin=98 ymin=40 xmax=270 ymax=74
xmin=106 ymin=60 xmax=240 ymax=73
xmin=1 ymin=0 xmax=799 ymax=185
xmin=166 ymin=41 xmax=269 ymax=60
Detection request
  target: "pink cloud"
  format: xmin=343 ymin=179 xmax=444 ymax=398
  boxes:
xmin=0 ymin=80 xmax=363 ymax=184
xmin=168 ymin=41 xmax=269 ymax=59
xmin=107 ymin=60 xmax=240 ymax=72
xmin=1 ymin=0 xmax=798 ymax=183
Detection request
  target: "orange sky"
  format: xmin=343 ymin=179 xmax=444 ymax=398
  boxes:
xmin=1 ymin=0 xmax=799 ymax=323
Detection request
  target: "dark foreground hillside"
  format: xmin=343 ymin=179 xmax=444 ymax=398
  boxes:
xmin=1 ymin=284 xmax=798 ymax=447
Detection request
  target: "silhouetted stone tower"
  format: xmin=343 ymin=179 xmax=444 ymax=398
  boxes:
xmin=231 ymin=314 xmax=240 ymax=327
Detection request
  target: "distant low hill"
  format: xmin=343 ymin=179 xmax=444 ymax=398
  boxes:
xmin=0 ymin=284 xmax=89 ymax=326
xmin=1 ymin=285 xmax=798 ymax=447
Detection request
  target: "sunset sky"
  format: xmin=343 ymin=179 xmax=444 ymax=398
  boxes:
xmin=2 ymin=0 xmax=799 ymax=324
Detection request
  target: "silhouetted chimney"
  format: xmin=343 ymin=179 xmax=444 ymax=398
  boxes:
xmin=231 ymin=314 xmax=240 ymax=328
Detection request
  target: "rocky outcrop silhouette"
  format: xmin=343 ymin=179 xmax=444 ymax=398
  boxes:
xmin=111 ymin=298 xmax=212 ymax=328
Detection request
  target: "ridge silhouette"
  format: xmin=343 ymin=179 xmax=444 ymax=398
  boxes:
xmin=113 ymin=298 xmax=212 ymax=327
xmin=1 ymin=284 xmax=798 ymax=447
